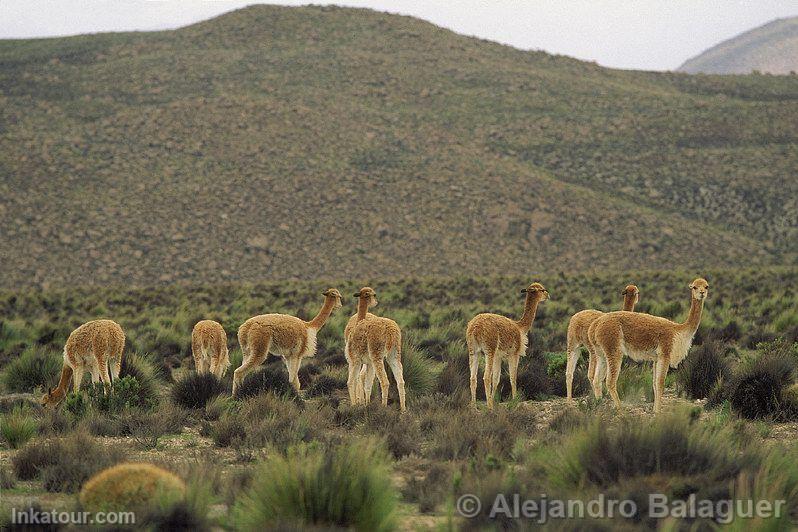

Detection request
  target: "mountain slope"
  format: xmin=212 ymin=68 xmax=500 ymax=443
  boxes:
xmin=679 ymin=16 xmax=798 ymax=74
xmin=0 ymin=5 xmax=796 ymax=288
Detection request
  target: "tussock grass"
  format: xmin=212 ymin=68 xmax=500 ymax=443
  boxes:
xmin=0 ymin=347 xmax=61 ymax=393
xmin=171 ymin=373 xmax=227 ymax=410
xmin=0 ymin=405 xmax=38 ymax=449
xmin=233 ymin=439 xmax=396 ymax=531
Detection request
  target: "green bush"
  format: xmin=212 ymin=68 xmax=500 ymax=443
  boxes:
xmin=548 ymin=410 xmax=751 ymax=492
xmin=171 ymin=373 xmax=227 ymax=409
xmin=233 ymin=363 xmax=297 ymax=401
xmin=0 ymin=347 xmax=61 ymax=393
xmin=726 ymin=341 xmax=798 ymax=421
xmin=233 ymin=439 xmax=396 ymax=531
xmin=65 ymin=376 xmax=154 ymax=416
xmin=675 ymin=340 xmax=732 ymax=400
xmin=119 ymin=352 xmax=163 ymax=408
xmin=12 ymin=431 xmax=124 ymax=492
xmin=0 ymin=406 xmax=38 ymax=449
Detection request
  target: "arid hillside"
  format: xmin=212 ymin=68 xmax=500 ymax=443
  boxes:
xmin=1 ymin=5 xmax=796 ymax=287
xmin=680 ymin=16 xmax=798 ymax=74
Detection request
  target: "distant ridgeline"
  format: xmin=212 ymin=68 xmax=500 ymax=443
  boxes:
xmin=0 ymin=5 xmax=796 ymax=287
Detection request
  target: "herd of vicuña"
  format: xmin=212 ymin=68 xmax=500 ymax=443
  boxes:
xmin=39 ymin=278 xmax=709 ymax=414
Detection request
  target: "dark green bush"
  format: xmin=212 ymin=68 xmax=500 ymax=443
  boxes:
xmin=12 ymin=431 xmax=123 ymax=492
xmin=727 ymin=341 xmax=798 ymax=421
xmin=675 ymin=340 xmax=732 ymax=399
xmin=171 ymin=373 xmax=227 ymax=409
xmin=0 ymin=405 xmax=38 ymax=449
xmin=233 ymin=439 xmax=396 ymax=531
xmin=0 ymin=347 xmax=61 ymax=393
xmin=233 ymin=363 xmax=297 ymax=401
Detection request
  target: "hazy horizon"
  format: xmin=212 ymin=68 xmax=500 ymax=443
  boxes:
xmin=1 ymin=1 xmax=798 ymax=71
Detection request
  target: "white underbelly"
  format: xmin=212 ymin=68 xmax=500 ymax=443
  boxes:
xmin=624 ymin=346 xmax=657 ymax=362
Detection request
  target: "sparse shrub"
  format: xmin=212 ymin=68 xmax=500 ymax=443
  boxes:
xmin=119 ymin=352 xmax=163 ymax=406
xmin=210 ymin=411 xmax=246 ymax=448
xmin=233 ymin=363 xmax=297 ymax=401
xmin=1 ymin=406 xmax=38 ymax=449
xmin=80 ymin=463 xmax=186 ymax=513
xmin=204 ymin=393 xmax=236 ymax=421
xmin=171 ymin=373 xmax=227 ymax=409
xmin=727 ymin=341 xmax=798 ymax=421
xmin=305 ymin=368 xmax=347 ymax=398
xmin=548 ymin=411 xmax=751 ymax=492
xmin=0 ymin=465 xmax=15 ymax=489
xmin=358 ymin=405 xmax=421 ymax=458
xmin=422 ymin=404 xmax=519 ymax=461
xmin=675 ymin=340 xmax=732 ymax=399
xmin=401 ymin=460 xmax=452 ymax=514
xmin=233 ymin=439 xmax=396 ymax=531
xmin=0 ymin=347 xmax=61 ymax=393
xmin=13 ymin=431 xmax=124 ymax=492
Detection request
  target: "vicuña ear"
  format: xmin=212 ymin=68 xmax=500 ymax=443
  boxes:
xmin=47 ymin=387 xmax=51 ymax=395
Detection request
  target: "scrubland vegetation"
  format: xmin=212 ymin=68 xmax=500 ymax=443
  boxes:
xmin=0 ymin=266 xmax=795 ymax=529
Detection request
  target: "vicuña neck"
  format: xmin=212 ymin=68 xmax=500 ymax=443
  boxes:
xmin=52 ymin=364 xmax=73 ymax=399
xmin=622 ymin=296 xmax=637 ymax=312
xmin=308 ymin=296 xmax=335 ymax=329
xmin=678 ymin=297 xmax=704 ymax=334
xmin=516 ymin=293 xmax=541 ymax=332
xmin=356 ymin=297 xmax=369 ymax=321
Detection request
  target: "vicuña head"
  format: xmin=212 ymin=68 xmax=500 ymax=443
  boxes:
xmin=353 ymin=286 xmax=378 ymax=309
xmin=323 ymin=287 xmax=344 ymax=310
xmin=689 ymin=278 xmax=709 ymax=301
xmin=40 ymin=386 xmax=63 ymax=409
xmin=521 ymin=282 xmax=549 ymax=300
xmin=622 ymin=284 xmax=639 ymax=306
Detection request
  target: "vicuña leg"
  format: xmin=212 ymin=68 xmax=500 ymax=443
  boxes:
xmin=593 ymin=354 xmax=607 ymax=399
xmin=605 ymin=350 xmax=623 ymax=408
xmin=468 ymin=340 xmax=479 ymax=408
xmin=72 ymin=365 xmax=84 ymax=393
xmin=232 ymin=334 xmax=269 ymax=396
xmin=483 ymin=352 xmax=495 ymax=409
xmin=287 ymin=357 xmax=302 ymax=393
xmin=361 ymin=364 xmax=375 ymax=405
xmin=374 ymin=357 xmax=390 ymax=407
xmin=654 ymin=355 xmax=670 ymax=413
xmin=508 ymin=352 xmax=520 ymax=400
xmin=565 ymin=340 xmax=579 ymax=401
xmin=489 ymin=353 xmax=502 ymax=409
xmin=386 ymin=348 xmax=406 ymax=413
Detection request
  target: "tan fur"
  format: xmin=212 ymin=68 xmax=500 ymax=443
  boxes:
xmin=565 ymin=284 xmax=639 ymax=400
xmin=592 ymin=278 xmax=708 ymax=413
xmin=466 ymin=282 xmax=549 ymax=410
xmin=344 ymin=287 xmax=379 ymax=406
xmin=347 ymin=295 xmax=406 ymax=412
xmin=233 ymin=288 xmax=343 ymax=396
xmin=191 ymin=320 xmax=230 ymax=379
xmin=41 ymin=319 xmax=125 ymax=408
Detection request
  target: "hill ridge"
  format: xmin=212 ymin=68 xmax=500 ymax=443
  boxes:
xmin=0 ymin=5 xmax=795 ymax=288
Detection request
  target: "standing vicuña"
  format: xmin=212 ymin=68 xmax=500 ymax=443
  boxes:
xmin=347 ymin=288 xmax=406 ymax=412
xmin=191 ymin=320 xmax=230 ymax=379
xmin=592 ymin=278 xmax=708 ymax=413
xmin=344 ymin=287 xmax=377 ymax=406
xmin=466 ymin=282 xmax=549 ymax=410
xmin=233 ymin=288 xmax=343 ymax=396
xmin=40 ymin=319 xmax=125 ymax=408
xmin=565 ymin=284 xmax=639 ymax=400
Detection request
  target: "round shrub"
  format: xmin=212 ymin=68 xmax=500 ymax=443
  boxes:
xmin=233 ymin=439 xmax=396 ymax=531
xmin=171 ymin=373 xmax=227 ymax=409
xmin=233 ymin=363 xmax=297 ymax=401
xmin=80 ymin=463 xmax=186 ymax=513
xmin=727 ymin=341 xmax=798 ymax=420
xmin=0 ymin=347 xmax=61 ymax=393
xmin=675 ymin=340 xmax=732 ymax=399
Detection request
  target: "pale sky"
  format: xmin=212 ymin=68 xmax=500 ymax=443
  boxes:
xmin=1 ymin=1 xmax=797 ymax=71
